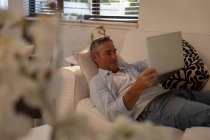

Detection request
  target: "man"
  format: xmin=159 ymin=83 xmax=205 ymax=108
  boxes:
xmin=89 ymin=36 xmax=210 ymax=130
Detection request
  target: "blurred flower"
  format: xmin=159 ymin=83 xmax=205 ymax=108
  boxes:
xmin=52 ymin=115 xmax=90 ymax=140
xmin=97 ymin=116 xmax=172 ymax=140
xmin=0 ymin=9 xmax=39 ymax=140
xmin=0 ymin=8 xmax=91 ymax=140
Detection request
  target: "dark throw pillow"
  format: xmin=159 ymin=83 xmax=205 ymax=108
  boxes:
xmin=162 ymin=40 xmax=209 ymax=92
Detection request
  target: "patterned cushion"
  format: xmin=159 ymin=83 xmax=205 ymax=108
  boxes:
xmin=162 ymin=40 xmax=209 ymax=91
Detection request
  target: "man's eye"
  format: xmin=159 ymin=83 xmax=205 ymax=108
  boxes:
xmin=105 ymin=52 xmax=111 ymax=55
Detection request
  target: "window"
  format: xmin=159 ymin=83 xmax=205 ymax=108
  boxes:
xmin=24 ymin=0 xmax=54 ymax=16
xmin=24 ymin=0 xmax=139 ymax=23
xmin=0 ymin=0 xmax=8 ymax=10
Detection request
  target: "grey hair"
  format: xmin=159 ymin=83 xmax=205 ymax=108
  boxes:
xmin=90 ymin=36 xmax=112 ymax=54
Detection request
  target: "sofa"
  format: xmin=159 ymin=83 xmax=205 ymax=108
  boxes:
xmin=56 ymin=29 xmax=210 ymax=140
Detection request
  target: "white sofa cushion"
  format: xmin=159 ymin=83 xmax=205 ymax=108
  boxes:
xmin=75 ymin=47 xmax=98 ymax=84
xmin=56 ymin=66 xmax=89 ymax=120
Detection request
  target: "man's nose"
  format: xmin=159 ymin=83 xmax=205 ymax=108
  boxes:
xmin=111 ymin=53 xmax=117 ymax=59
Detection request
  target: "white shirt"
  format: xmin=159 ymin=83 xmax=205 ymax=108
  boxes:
xmin=112 ymin=69 xmax=136 ymax=96
xmin=89 ymin=60 xmax=168 ymax=121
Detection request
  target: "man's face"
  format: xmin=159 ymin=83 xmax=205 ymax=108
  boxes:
xmin=92 ymin=41 xmax=119 ymax=72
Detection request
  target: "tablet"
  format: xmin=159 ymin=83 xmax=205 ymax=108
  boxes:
xmin=146 ymin=31 xmax=184 ymax=83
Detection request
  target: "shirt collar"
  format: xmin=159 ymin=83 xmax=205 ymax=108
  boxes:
xmin=98 ymin=68 xmax=110 ymax=76
xmin=98 ymin=66 xmax=127 ymax=76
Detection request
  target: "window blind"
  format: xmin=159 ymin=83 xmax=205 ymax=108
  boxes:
xmin=64 ymin=0 xmax=139 ymax=22
xmin=24 ymin=0 xmax=56 ymax=16
xmin=24 ymin=0 xmax=139 ymax=23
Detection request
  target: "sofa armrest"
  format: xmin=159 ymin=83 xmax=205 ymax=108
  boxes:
xmin=56 ymin=66 xmax=89 ymax=119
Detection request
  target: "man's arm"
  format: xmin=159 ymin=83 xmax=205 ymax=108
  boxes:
xmin=130 ymin=59 xmax=148 ymax=73
xmin=89 ymin=76 xmax=133 ymax=121
xmin=123 ymin=68 xmax=158 ymax=110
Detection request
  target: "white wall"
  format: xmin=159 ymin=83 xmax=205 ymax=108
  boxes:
xmin=138 ymin=0 xmax=210 ymax=35
xmin=59 ymin=22 xmax=137 ymax=60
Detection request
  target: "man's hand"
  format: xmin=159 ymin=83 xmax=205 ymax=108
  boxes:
xmin=135 ymin=68 xmax=158 ymax=89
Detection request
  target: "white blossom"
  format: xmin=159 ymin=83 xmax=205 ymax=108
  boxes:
xmin=0 ymin=9 xmax=60 ymax=140
xmin=52 ymin=115 xmax=91 ymax=140
xmin=97 ymin=116 xmax=172 ymax=140
xmin=0 ymin=9 xmax=91 ymax=140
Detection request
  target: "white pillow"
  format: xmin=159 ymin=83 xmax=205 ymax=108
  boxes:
xmin=75 ymin=47 xmax=98 ymax=84
xmin=75 ymin=47 xmax=124 ymax=85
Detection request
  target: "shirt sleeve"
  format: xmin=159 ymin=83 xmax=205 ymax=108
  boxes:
xmin=131 ymin=59 xmax=148 ymax=73
xmin=89 ymin=76 xmax=133 ymax=122
xmin=116 ymin=96 xmax=133 ymax=116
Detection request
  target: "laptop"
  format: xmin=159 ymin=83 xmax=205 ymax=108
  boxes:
xmin=146 ymin=31 xmax=184 ymax=84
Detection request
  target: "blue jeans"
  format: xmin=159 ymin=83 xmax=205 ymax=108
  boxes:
xmin=137 ymin=90 xmax=210 ymax=130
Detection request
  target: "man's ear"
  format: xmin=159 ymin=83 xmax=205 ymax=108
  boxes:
xmin=91 ymin=53 xmax=98 ymax=63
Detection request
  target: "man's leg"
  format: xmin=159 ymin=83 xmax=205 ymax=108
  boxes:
xmin=137 ymin=91 xmax=210 ymax=130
